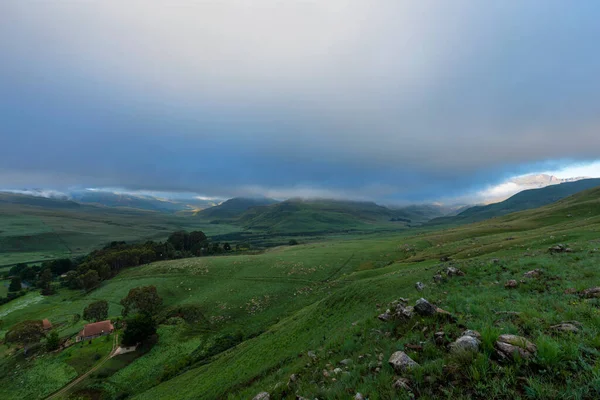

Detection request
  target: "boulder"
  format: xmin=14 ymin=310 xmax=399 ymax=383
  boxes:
xmin=550 ymin=323 xmax=579 ymax=333
xmin=252 ymin=392 xmax=270 ymax=400
xmin=414 ymin=298 xmax=437 ymax=316
xmin=523 ymin=269 xmax=542 ymax=278
xmin=446 ymin=266 xmax=465 ymax=277
xmin=495 ymin=334 xmax=537 ymax=361
xmin=378 ymin=312 xmax=392 ymax=322
xmin=333 ymin=368 xmax=343 ymax=375
xmin=388 ymin=351 xmax=419 ymax=372
xmin=581 ymin=287 xmax=600 ymax=298
xmin=505 ymin=280 xmax=518 ymax=289
xmin=433 ymin=274 xmax=443 ymax=283
xmin=450 ymin=335 xmax=480 ymax=353
xmin=415 ymin=281 xmax=425 ymax=291
xmin=461 ymin=330 xmax=482 ymax=340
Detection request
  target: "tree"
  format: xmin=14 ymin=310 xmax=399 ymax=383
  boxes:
xmin=223 ymin=243 xmax=232 ymax=251
xmin=8 ymin=277 xmax=22 ymax=292
xmin=38 ymin=268 xmax=54 ymax=295
xmin=120 ymin=285 xmax=163 ymax=317
xmin=46 ymin=331 xmax=60 ymax=352
xmin=167 ymin=231 xmax=188 ymax=252
xmin=122 ymin=313 xmax=157 ymax=346
xmin=288 ymin=239 xmax=299 ymax=246
xmin=5 ymin=320 xmax=45 ymax=353
xmin=83 ymin=300 xmax=109 ymax=322
xmin=80 ymin=270 xmax=100 ymax=291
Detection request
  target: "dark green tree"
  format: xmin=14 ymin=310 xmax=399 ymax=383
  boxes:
xmin=223 ymin=243 xmax=232 ymax=251
xmin=83 ymin=300 xmax=109 ymax=322
xmin=5 ymin=320 xmax=45 ymax=353
xmin=80 ymin=270 xmax=100 ymax=291
xmin=122 ymin=313 xmax=157 ymax=346
xmin=46 ymin=331 xmax=60 ymax=351
xmin=120 ymin=285 xmax=163 ymax=317
xmin=8 ymin=277 xmax=22 ymax=292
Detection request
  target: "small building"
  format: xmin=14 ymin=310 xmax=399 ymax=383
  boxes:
xmin=76 ymin=320 xmax=114 ymax=342
xmin=42 ymin=319 xmax=52 ymax=330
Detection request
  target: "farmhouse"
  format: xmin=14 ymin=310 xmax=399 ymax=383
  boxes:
xmin=77 ymin=320 xmax=114 ymax=342
xmin=42 ymin=319 xmax=52 ymax=330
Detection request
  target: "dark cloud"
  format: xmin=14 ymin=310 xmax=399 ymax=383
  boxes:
xmin=1 ymin=1 xmax=600 ymax=202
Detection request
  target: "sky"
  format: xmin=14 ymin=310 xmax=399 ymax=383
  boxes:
xmin=2 ymin=1 xmax=600 ymax=204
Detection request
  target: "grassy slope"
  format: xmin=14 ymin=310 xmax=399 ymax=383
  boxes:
xmin=0 ymin=203 xmax=240 ymax=266
xmin=1 ymin=187 xmax=600 ymax=399
xmin=429 ymin=178 xmax=600 ymax=226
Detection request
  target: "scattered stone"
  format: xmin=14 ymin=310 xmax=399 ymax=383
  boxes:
xmin=494 ymin=311 xmax=521 ymax=316
xmin=388 ymin=351 xmax=419 ymax=372
xmin=491 ymin=258 xmax=500 ymax=264
xmin=581 ymin=287 xmax=600 ymax=298
xmin=339 ymin=359 xmax=352 ymax=366
xmin=462 ymin=330 xmax=482 ymax=340
xmin=523 ymin=269 xmax=542 ymax=278
xmin=378 ymin=311 xmax=392 ymax=322
xmin=434 ymin=331 xmax=447 ymax=346
xmin=252 ymin=392 xmax=270 ymax=400
xmin=288 ymin=374 xmax=298 ymax=383
xmin=354 ymin=393 xmax=365 ymax=400
xmin=415 ymin=281 xmax=425 ymax=291
xmin=333 ymin=368 xmax=343 ymax=375
xmin=374 ymin=367 xmax=380 ymax=373
xmin=396 ymin=304 xmax=414 ymax=320
xmin=548 ymin=244 xmax=573 ymax=254
xmin=495 ymin=334 xmax=537 ymax=361
xmin=446 ymin=266 xmax=465 ymax=277
xmin=550 ymin=323 xmax=579 ymax=333
xmin=505 ymin=280 xmax=518 ymax=289
xmin=440 ymin=256 xmax=451 ymax=262
xmin=393 ymin=377 xmax=412 ymax=391
xmin=307 ymin=351 xmax=317 ymax=360
xmin=433 ymin=274 xmax=443 ymax=283
xmin=322 ymin=370 xmax=329 ymax=378
xmin=450 ymin=335 xmax=481 ymax=353
xmin=414 ymin=298 xmax=437 ymax=316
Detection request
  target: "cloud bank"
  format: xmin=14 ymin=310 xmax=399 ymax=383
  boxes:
xmin=1 ymin=1 xmax=600 ymax=202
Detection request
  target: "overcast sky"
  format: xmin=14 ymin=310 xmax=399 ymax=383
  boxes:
xmin=2 ymin=1 xmax=600 ymax=203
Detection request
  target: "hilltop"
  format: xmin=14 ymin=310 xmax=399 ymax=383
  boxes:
xmin=429 ymin=178 xmax=600 ymax=226
xmin=196 ymin=197 xmax=279 ymax=220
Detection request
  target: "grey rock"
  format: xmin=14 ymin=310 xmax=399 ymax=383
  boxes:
xmin=378 ymin=312 xmax=392 ymax=322
xmin=505 ymin=280 xmax=518 ymax=288
xmin=252 ymin=392 xmax=270 ymax=400
xmin=582 ymin=287 xmax=600 ymax=298
xmin=339 ymin=359 xmax=352 ymax=366
xmin=395 ymin=305 xmax=414 ymax=320
xmin=414 ymin=298 xmax=437 ymax=316
xmin=550 ymin=323 xmax=579 ymax=333
xmin=393 ymin=377 xmax=412 ymax=391
xmin=450 ymin=335 xmax=481 ymax=353
xmin=433 ymin=274 xmax=443 ymax=283
xmin=462 ymin=330 xmax=482 ymax=340
xmin=523 ymin=269 xmax=542 ymax=278
xmin=415 ymin=281 xmax=425 ymax=291
xmin=354 ymin=393 xmax=365 ymax=400
xmin=388 ymin=351 xmax=419 ymax=372
xmin=446 ymin=266 xmax=465 ymax=277
xmin=307 ymin=351 xmax=317 ymax=359
xmin=333 ymin=368 xmax=343 ymax=375
xmin=434 ymin=331 xmax=447 ymax=346
xmin=495 ymin=334 xmax=537 ymax=361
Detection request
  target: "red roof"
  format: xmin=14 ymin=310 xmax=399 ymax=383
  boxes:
xmin=80 ymin=320 xmax=114 ymax=338
xmin=42 ymin=319 xmax=52 ymax=329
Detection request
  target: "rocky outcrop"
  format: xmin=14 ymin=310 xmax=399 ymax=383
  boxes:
xmin=388 ymin=351 xmax=419 ymax=372
xmin=550 ymin=323 xmax=580 ymax=333
xmin=495 ymin=334 xmax=537 ymax=361
xmin=581 ymin=287 xmax=600 ymax=298
xmin=445 ymin=266 xmax=465 ymax=277
xmin=414 ymin=298 xmax=437 ymax=316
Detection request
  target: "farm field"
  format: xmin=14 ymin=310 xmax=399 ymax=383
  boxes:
xmin=1 ymin=187 xmax=600 ymax=399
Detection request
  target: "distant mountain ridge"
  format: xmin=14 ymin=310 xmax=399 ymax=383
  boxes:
xmin=428 ymin=178 xmax=600 ymax=226
xmin=196 ymin=197 xmax=279 ymax=220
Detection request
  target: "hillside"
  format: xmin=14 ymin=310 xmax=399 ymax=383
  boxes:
xmin=429 ymin=177 xmax=600 ymax=226
xmin=3 ymin=185 xmax=600 ymax=399
xmin=197 ymin=197 xmax=279 ymax=220
xmin=0 ymin=193 xmax=239 ymax=266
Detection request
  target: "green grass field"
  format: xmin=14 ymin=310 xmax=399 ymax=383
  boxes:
xmin=1 ymin=187 xmax=600 ymax=399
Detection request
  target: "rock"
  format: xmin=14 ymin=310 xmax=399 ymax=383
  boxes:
xmin=491 ymin=258 xmax=500 ymax=264
xmin=388 ymin=351 xmax=419 ymax=372
xmin=495 ymin=334 xmax=537 ymax=361
xmin=322 ymin=370 xmax=329 ymax=378
xmin=433 ymin=274 xmax=443 ymax=283
xmin=307 ymin=351 xmax=317 ymax=360
xmin=434 ymin=331 xmax=447 ymax=346
xmin=548 ymin=244 xmax=572 ymax=254
xmin=288 ymin=374 xmax=298 ymax=384
xmin=550 ymin=323 xmax=579 ymax=333
xmin=581 ymin=287 xmax=600 ymax=298
xmin=523 ymin=269 xmax=542 ymax=278
xmin=354 ymin=393 xmax=365 ymax=400
xmin=339 ymin=359 xmax=352 ymax=366
xmin=505 ymin=280 xmax=518 ymax=289
xmin=450 ymin=335 xmax=480 ymax=353
xmin=440 ymin=256 xmax=451 ymax=262
xmin=333 ymin=368 xmax=343 ymax=375
xmin=446 ymin=266 xmax=465 ymax=277
xmin=415 ymin=281 xmax=425 ymax=291
xmin=414 ymin=298 xmax=437 ymax=316
xmin=393 ymin=377 xmax=412 ymax=391
xmin=462 ymin=330 xmax=482 ymax=340
xmin=395 ymin=305 xmax=414 ymax=320
xmin=252 ymin=392 xmax=270 ymax=400
xmin=564 ymin=288 xmax=578 ymax=294
xmin=378 ymin=312 xmax=392 ymax=322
